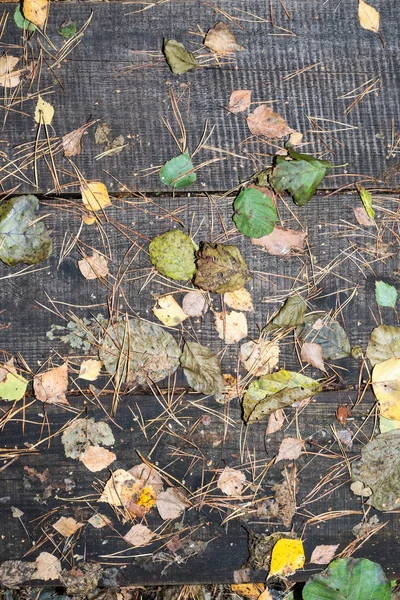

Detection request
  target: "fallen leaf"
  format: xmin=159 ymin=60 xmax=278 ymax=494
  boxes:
xmin=204 ymin=22 xmax=243 ymax=54
xmin=301 ymin=342 xmax=326 ymax=372
xmin=14 ymin=5 xmax=36 ymax=31
xmin=0 ymin=56 xmax=20 ymax=88
xmin=33 ymin=553 xmax=61 ymax=581
xmin=149 ymin=230 xmax=196 ymax=280
xmin=100 ymin=317 xmax=181 ymax=386
xmin=230 ymin=584 xmax=264 ymax=600
xmin=379 ymin=415 xmax=400 ymax=433
xmin=156 ymin=487 xmax=190 ymax=520
xmin=375 ymin=281 xmax=397 ymax=308
xmin=247 ymin=532 xmax=289 ymax=571
xmin=22 ymin=0 xmax=48 ymax=27
xmin=298 ymin=313 xmax=351 ymax=360
xmin=163 ymin=38 xmax=197 ymax=74
xmin=153 ymin=295 xmax=189 ymax=326
xmin=240 ymin=339 xmax=280 ymax=376
xmin=104 ymin=134 xmax=125 ymax=156
xmin=195 ymin=242 xmax=250 ymax=294
xmin=0 ymin=195 xmax=52 ymax=266
xmin=288 ymin=130 xmax=303 ymax=146
xmin=275 ymin=437 xmax=304 ymax=462
xmin=180 ymin=341 xmax=224 ymax=395
xmin=80 ymin=446 xmax=116 ymax=472
xmin=59 ymin=20 xmax=76 ymax=39
xmin=99 ymin=469 xmax=136 ymax=506
xmin=11 ymin=507 xmax=23 ymax=518
xmin=34 ymin=362 xmax=69 ymax=405
xmin=272 ymin=466 xmax=297 ymax=527
xmin=228 ymin=90 xmax=252 ymax=113
xmin=0 ymin=360 xmax=28 ymax=401
xmin=34 ymin=95 xmax=54 ymax=125
xmin=357 ymin=184 xmax=375 ymax=220
xmin=81 ymin=181 xmax=111 ymax=212
xmin=251 ymin=226 xmax=307 ymax=256
xmin=367 ymin=325 xmax=400 ymax=366
xmin=78 ymin=359 xmax=103 ymax=382
xmin=372 ymin=357 xmax=400 ymax=420
xmin=257 ymin=590 xmax=274 ymax=600
xmin=95 ymin=122 xmax=111 ymax=144
xmin=358 ymin=0 xmax=380 ymax=33
xmin=270 ymin=148 xmax=331 ymax=206
xmin=182 ymin=291 xmax=208 ymax=316
xmin=217 ymin=466 xmax=246 ymax=496
xmin=124 ymin=524 xmax=154 ymax=547
xmin=247 ymin=105 xmax=293 ymax=138
xmin=62 ymin=128 xmax=84 ymax=157
xmin=88 ymin=513 xmax=112 ymax=529
xmin=214 ymin=310 xmax=248 ymax=344
xmin=225 ymin=288 xmax=254 ymax=312
xmin=160 ymin=151 xmax=196 ymax=188
xmin=353 ymin=206 xmax=375 ymax=226
xmin=310 ymin=544 xmax=339 ymax=565
xmin=266 ymin=296 xmax=306 ymax=330
xmin=233 ymin=186 xmax=278 ymax=239
xmin=266 ymin=409 xmax=285 ymax=434
xmin=128 ymin=463 xmax=163 ymax=495
xmin=62 ymin=418 xmax=115 ymax=459
xmin=269 ymin=538 xmax=305 ymax=577
xmin=78 ymin=251 xmax=109 ymax=280
xmin=53 ymin=516 xmax=84 ymax=537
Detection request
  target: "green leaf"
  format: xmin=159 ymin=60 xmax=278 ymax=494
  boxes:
xmin=58 ymin=21 xmax=77 ymax=39
xmin=149 ymin=229 xmax=196 ymax=280
xmin=357 ymin=185 xmax=375 ymax=219
xmin=375 ymin=281 xmax=397 ymax=308
xmin=0 ymin=195 xmax=52 ymax=266
xmin=265 ymin=295 xmax=306 ymax=331
xmin=242 ymin=369 xmax=321 ymax=423
xmin=14 ymin=4 xmax=36 ymax=31
xmin=303 ymin=558 xmax=391 ymax=600
xmin=233 ymin=186 xmax=278 ymax=238
xmin=367 ymin=325 xmax=400 ymax=366
xmin=269 ymin=148 xmax=331 ymax=206
xmin=194 ymin=242 xmax=250 ymax=294
xmin=297 ymin=313 xmax=350 ymax=360
xmin=99 ymin=317 xmax=181 ymax=386
xmin=163 ymin=38 xmax=198 ymax=74
xmin=180 ymin=341 xmax=224 ymax=395
xmin=160 ymin=151 xmax=196 ymax=189
xmin=0 ymin=362 xmax=28 ymax=401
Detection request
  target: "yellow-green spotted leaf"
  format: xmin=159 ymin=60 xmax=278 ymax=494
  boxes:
xmin=149 ymin=230 xmax=196 ymax=280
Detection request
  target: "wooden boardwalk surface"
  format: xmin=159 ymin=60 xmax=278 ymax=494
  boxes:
xmin=1 ymin=0 xmax=400 ymax=588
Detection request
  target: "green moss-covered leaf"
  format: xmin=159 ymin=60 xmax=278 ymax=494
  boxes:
xmin=163 ymin=38 xmax=198 ymax=74
xmin=269 ymin=148 xmax=331 ymax=206
xmin=194 ymin=242 xmax=250 ymax=294
xmin=0 ymin=195 xmax=52 ymax=266
xmin=265 ymin=296 xmax=306 ymax=331
xmin=180 ymin=341 xmax=224 ymax=395
xmin=375 ymin=281 xmax=397 ymax=308
xmin=62 ymin=418 xmax=114 ymax=459
xmin=0 ymin=362 xmax=28 ymax=401
xmin=243 ymin=369 xmax=321 ymax=423
xmin=367 ymin=325 xmax=400 ymax=366
xmin=233 ymin=186 xmax=278 ymax=238
xmin=99 ymin=317 xmax=181 ymax=386
xmin=303 ymin=557 xmax=391 ymax=600
xmin=297 ymin=313 xmax=350 ymax=360
xmin=14 ymin=4 xmax=36 ymax=31
xmin=149 ymin=229 xmax=196 ymax=280
xmin=351 ymin=429 xmax=400 ymax=511
xmin=160 ymin=151 xmax=196 ymax=189
xmin=58 ymin=21 xmax=77 ymax=39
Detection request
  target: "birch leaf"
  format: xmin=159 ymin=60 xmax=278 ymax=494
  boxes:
xmin=358 ymin=0 xmax=380 ymax=33
xmin=240 ymin=339 xmax=280 ymax=376
xmin=81 ymin=182 xmax=111 ymax=212
xmin=375 ymin=281 xmax=397 ymax=308
xmin=214 ymin=310 xmax=248 ymax=344
xmin=367 ymin=325 xmax=400 ymax=366
xmin=149 ymin=230 xmax=196 ymax=280
xmin=309 ymin=545 xmax=339 ymax=565
xmin=78 ymin=251 xmax=109 ymax=280
xmin=224 ymin=288 xmax=254 ymax=312
xmin=247 ymin=105 xmax=293 ymax=139
xmin=275 ymin=437 xmax=304 ymax=462
xmin=0 ymin=360 xmax=28 ymax=401
xmin=53 ymin=517 xmax=84 ymax=537
xmin=372 ymin=358 xmax=400 ymax=420
xmin=33 ymin=553 xmax=61 ymax=581
xmin=217 ymin=466 xmax=246 ymax=496
xmin=300 ymin=342 xmax=326 ymax=372
xmin=233 ymin=186 xmax=278 ymax=238
xmin=228 ymin=89 xmax=252 ymax=114
xmin=124 ymin=524 xmax=154 ymax=547
xmin=269 ymin=538 xmax=305 ymax=577
xmin=0 ymin=56 xmax=21 ymax=89
xmin=204 ymin=22 xmax=243 ymax=54
xmin=153 ymin=295 xmax=188 ymax=326
xmin=33 ymin=362 xmax=69 ymax=405
xmin=163 ymin=39 xmax=197 ymax=74
xmin=22 ymin=0 xmax=48 ymax=28
xmin=156 ymin=487 xmax=190 ymax=520
xmin=160 ymin=152 xmax=196 ymax=189
xmin=34 ymin=95 xmax=54 ymax=125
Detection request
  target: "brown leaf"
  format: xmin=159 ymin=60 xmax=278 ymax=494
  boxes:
xmin=275 ymin=437 xmax=304 ymax=463
xmin=251 ymin=226 xmax=307 ymax=256
xmin=204 ymin=22 xmax=244 ymax=54
xmin=33 ymin=552 xmax=61 ymax=581
xmin=80 ymin=446 xmax=116 ymax=472
xmin=300 ymin=342 xmax=326 ymax=372
xmin=266 ymin=409 xmax=285 ymax=434
xmin=228 ymin=90 xmax=252 ymax=114
xmin=214 ymin=311 xmax=248 ymax=344
xmin=272 ymin=466 xmax=297 ymax=527
xmin=52 ymin=516 xmax=84 ymax=537
xmin=182 ymin=291 xmax=208 ymax=316
xmin=217 ymin=466 xmax=246 ymax=496
xmin=78 ymin=251 xmax=109 ymax=280
xmin=123 ymin=524 xmax=154 ymax=547
xmin=310 ymin=544 xmax=339 ymax=565
xmin=156 ymin=487 xmax=190 ymax=520
xmin=247 ymin=105 xmax=293 ymax=138
xmin=353 ymin=206 xmax=375 ymax=226
xmin=0 ymin=56 xmax=21 ymax=89
xmin=33 ymin=362 xmax=69 ymax=405
xmin=128 ymin=463 xmax=164 ymax=495
xmin=62 ymin=128 xmax=84 ymax=157
xmin=95 ymin=122 xmax=111 ymax=145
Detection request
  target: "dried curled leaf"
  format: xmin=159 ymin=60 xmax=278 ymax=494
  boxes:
xmin=194 ymin=242 xmax=250 ymax=294
xmin=180 ymin=341 xmax=224 ymax=395
xmin=204 ymin=22 xmax=243 ymax=54
xmin=99 ymin=317 xmax=181 ymax=386
xmin=367 ymin=325 xmax=400 ymax=366
xmin=163 ymin=38 xmax=198 ymax=74
xmin=247 ymin=105 xmax=293 ymax=139
xmin=149 ymin=230 xmax=196 ymax=280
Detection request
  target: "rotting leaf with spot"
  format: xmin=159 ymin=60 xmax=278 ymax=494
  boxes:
xmin=194 ymin=242 xmax=250 ymax=294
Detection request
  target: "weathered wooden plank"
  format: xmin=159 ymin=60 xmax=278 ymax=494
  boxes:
xmin=0 ymin=1 xmax=398 ymax=193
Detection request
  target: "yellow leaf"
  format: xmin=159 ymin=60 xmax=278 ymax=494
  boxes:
xmin=372 ymin=357 xmax=400 ymax=420
xmin=358 ymin=0 xmax=380 ymax=33
xmin=22 ymin=0 xmax=49 ymax=27
xmin=224 ymin=287 xmax=254 ymax=312
xmin=269 ymin=538 xmax=305 ymax=577
xmin=78 ymin=359 xmax=103 ymax=381
xmin=230 ymin=584 xmax=264 ymax=600
xmin=81 ymin=181 xmax=112 ymax=212
xmin=34 ymin=95 xmax=54 ymax=125
xmin=257 ymin=590 xmax=274 ymax=600
xmin=82 ymin=214 xmax=97 ymax=225
xmin=152 ymin=295 xmax=188 ymax=326
xmin=136 ymin=485 xmax=157 ymax=509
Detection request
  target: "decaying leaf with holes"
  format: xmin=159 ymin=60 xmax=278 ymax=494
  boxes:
xmin=194 ymin=242 xmax=250 ymax=293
